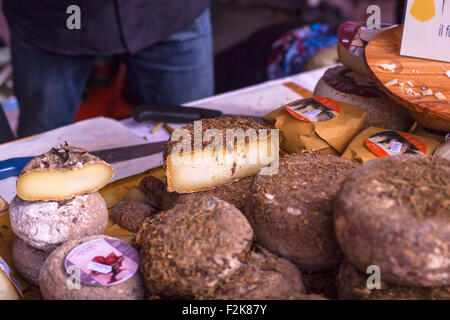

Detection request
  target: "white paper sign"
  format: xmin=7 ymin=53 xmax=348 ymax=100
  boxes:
xmin=400 ymin=0 xmax=450 ymax=62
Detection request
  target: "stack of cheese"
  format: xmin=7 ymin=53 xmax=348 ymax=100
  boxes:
xmin=309 ymin=21 xmax=445 ymax=163
xmin=314 ymin=21 xmax=414 ymax=132
xmin=5 ymin=144 xmax=113 ymax=292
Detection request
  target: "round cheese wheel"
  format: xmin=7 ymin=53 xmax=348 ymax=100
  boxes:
xmin=137 ymin=196 xmax=253 ymax=298
xmin=314 ymin=66 xmax=413 ymax=131
xmin=39 ymin=235 xmax=145 ymax=300
xmin=12 ymin=237 xmax=47 ymax=286
xmin=334 ymin=155 xmax=450 ymax=287
xmin=10 ymin=192 xmax=108 ymax=252
xmin=245 ymin=153 xmax=358 ymax=272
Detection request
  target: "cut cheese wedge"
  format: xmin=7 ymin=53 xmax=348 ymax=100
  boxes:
xmin=164 ymin=116 xmax=279 ymax=193
xmin=16 ymin=145 xmax=114 ymax=201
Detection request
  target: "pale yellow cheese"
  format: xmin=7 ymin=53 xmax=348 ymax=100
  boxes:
xmin=166 ymin=134 xmax=279 ymax=193
xmin=16 ymin=162 xmax=113 ymax=201
xmin=0 ymin=259 xmax=20 ymax=300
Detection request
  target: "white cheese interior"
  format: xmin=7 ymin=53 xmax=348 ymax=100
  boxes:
xmin=16 ymin=162 xmax=114 ymax=201
xmin=167 ymin=134 xmax=279 ymax=193
xmin=0 ymin=267 xmax=20 ymax=300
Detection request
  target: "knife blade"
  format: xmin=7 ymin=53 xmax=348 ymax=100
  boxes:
xmin=0 ymin=141 xmax=166 ymax=180
xmin=132 ymin=104 xmax=263 ymax=123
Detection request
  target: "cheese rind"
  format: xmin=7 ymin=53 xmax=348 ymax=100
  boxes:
xmin=164 ymin=116 xmax=278 ymax=193
xmin=9 ymin=192 xmax=108 ymax=252
xmin=16 ymin=145 xmax=113 ymax=201
xmin=166 ymin=134 xmax=278 ymax=193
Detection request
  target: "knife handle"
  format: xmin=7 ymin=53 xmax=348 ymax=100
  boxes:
xmin=132 ymin=104 xmax=223 ymax=123
xmin=0 ymin=156 xmax=34 ymax=180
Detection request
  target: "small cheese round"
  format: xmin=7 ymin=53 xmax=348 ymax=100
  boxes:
xmin=334 ymin=155 xmax=450 ymax=287
xmin=245 ymin=153 xmax=358 ymax=271
xmin=136 ymin=196 xmax=253 ymax=298
xmin=139 ymin=175 xmax=254 ymax=212
xmin=12 ymin=237 xmax=47 ymax=286
xmin=313 ymin=66 xmax=413 ymax=131
xmin=39 ymin=235 xmax=145 ymax=300
xmin=337 ymin=260 xmax=450 ymax=300
xmin=110 ymin=201 xmax=157 ymax=233
xmin=10 ymin=192 xmax=108 ymax=252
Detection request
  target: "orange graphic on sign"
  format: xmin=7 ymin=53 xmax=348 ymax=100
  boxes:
xmin=410 ymin=0 xmax=436 ymax=22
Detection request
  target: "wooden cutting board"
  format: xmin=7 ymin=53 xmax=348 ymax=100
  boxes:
xmin=365 ymin=26 xmax=450 ymax=131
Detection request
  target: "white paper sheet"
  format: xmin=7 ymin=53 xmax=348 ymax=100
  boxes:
xmin=0 ymin=117 xmax=163 ymax=202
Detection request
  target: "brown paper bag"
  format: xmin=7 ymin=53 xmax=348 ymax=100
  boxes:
xmin=341 ymin=126 xmax=441 ymax=163
xmin=264 ymin=98 xmax=366 ymax=154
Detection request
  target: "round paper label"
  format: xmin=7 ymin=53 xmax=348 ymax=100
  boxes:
xmin=284 ymin=98 xmax=340 ymax=122
xmin=64 ymin=239 xmax=139 ymax=287
xmin=323 ymin=65 xmax=382 ymax=97
xmin=365 ymin=131 xmax=427 ymax=157
xmin=337 ymin=21 xmax=395 ymax=57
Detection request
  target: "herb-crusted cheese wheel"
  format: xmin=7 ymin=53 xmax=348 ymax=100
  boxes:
xmin=139 ymin=175 xmax=254 ymax=212
xmin=12 ymin=237 xmax=47 ymax=286
xmin=10 ymin=192 xmax=108 ymax=252
xmin=337 ymin=260 xmax=450 ymax=300
xmin=334 ymin=155 xmax=450 ymax=287
xmin=163 ymin=116 xmax=278 ymax=193
xmin=39 ymin=235 xmax=145 ymax=300
xmin=245 ymin=153 xmax=358 ymax=271
xmin=136 ymin=196 xmax=253 ymax=298
xmin=201 ymin=246 xmax=305 ymax=300
xmin=313 ymin=66 xmax=413 ymax=131
xmin=16 ymin=145 xmax=114 ymax=201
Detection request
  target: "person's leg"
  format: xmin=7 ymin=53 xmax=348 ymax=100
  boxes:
xmin=9 ymin=28 xmax=95 ymax=137
xmin=124 ymin=8 xmax=214 ymax=105
xmin=0 ymin=105 xmax=14 ymax=143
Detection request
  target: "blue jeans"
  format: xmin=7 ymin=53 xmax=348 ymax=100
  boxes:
xmin=10 ymin=9 xmax=214 ymax=138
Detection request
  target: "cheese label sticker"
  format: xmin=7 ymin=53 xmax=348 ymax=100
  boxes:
xmin=365 ymin=131 xmax=427 ymax=157
xmin=64 ymin=239 xmax=139 ymax=287
xmin=337 ymin=21 xmax=396 ymax=58
xmin=0 ymin=256 xmax=23 ymax=297
xmin=323 ymin=65 xmax=382 ymax=98
xmin=284 ymin=98 xmax=340 ymax=122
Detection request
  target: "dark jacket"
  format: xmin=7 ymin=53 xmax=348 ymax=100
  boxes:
xmin=3 ymin=0 xmax=210 ymax=55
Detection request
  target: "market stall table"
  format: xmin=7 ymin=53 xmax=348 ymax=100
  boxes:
xmin=0 ymin=66 xmax=327 ymax=299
